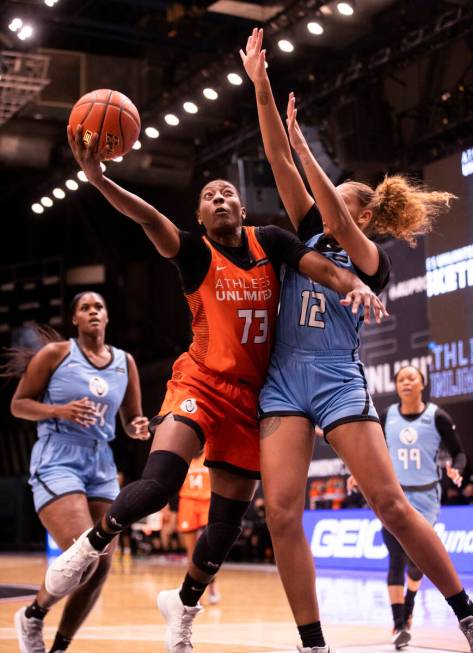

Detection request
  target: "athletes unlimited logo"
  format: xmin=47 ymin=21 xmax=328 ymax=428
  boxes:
xmin=180 ymin=398 xmax=198 ymax=414
xmin=399 ymin=426 xmax=418 ymax=445
xmin=89 ymin=376 xmax=109 ymax=397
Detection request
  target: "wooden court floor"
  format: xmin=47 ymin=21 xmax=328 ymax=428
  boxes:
xmin=0 ymin=553 xmax=470 ymax=652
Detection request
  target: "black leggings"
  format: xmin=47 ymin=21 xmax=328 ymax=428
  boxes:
xmin=382 ymin=526 xmax=423 ymax=586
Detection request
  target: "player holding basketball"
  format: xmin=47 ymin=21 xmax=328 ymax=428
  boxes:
xmin=43 ymin=121 xmax=385 ymax=653
xmin=348 ymin=365 xmax=466 ymax=649
xmin=5 ymin=292 xmax=149 ymax=653
xmin=178 ymin=452 xmax=221 ymax=605
xmin=241 ymin=27 xmax=473 ymax=653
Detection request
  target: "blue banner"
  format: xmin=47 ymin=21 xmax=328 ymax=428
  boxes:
xmin=303 ymin=506 xmax=473 ymax=573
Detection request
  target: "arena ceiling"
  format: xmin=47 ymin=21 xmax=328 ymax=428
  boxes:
xmin=1 ymin=0 xmax=473 ymax=204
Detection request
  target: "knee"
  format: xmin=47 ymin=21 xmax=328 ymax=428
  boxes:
xmin=369 ymin=491 xmax=410 ymax=531
xmin=265 ymin=496 xmax=302 ymax=539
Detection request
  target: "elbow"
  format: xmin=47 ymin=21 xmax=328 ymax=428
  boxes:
xmin=10 ymin=399 xmax=20 ymax=418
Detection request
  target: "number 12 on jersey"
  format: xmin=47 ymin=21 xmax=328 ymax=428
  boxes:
xmin=299 ymin=290 xmax=326 ymax=329
xmin=238 ymin=309 xmax=268 ymax=344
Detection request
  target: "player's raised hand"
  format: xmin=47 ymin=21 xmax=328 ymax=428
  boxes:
xmin=341 ymin=286 xmax=389 ymax=325
xmin=67 ymin=124 xmax=106 ymax=185
xmin=286 ymin=92 xmax=308 ymax=154
xmin=240 ymin=27 xmax=267 ymax=83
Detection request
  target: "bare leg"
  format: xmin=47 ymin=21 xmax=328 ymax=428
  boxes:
xmin=329 ymin=421 xmax=462 ymax=597
xmin=56 ymin=500 xmax=117 ymax=639
xmin=36 ymin=494 xmax=98 ymax=610
xmin=260 ymin=416 xmax=319 ymax=625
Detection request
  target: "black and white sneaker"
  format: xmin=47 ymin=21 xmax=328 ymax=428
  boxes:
xmin=392 ymin=628 xmax=411 ymax=649
xmin=460 ymin=615 xmax=473 ymax=652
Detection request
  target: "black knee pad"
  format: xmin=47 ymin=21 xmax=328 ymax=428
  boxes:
xmin=106 ymin=451 xmax=189 ymax=531
xmin=192 ymin=493 xmax=250 ymax=575
xmin=407 ymin=559 xmax=423 ymax=582
xmin=388 ymin=555 xmax=406 ymax=586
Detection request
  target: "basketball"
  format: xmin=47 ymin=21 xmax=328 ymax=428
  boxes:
xmin=68 ymin=89 xmax=140 ymax=160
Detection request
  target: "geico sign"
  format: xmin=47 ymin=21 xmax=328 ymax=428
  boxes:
xmin=310 ymin=518 xmax=387 ymax=559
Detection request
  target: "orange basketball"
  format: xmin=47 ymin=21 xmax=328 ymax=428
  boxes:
xmin=68 ymin=89 xmax=140 ymax=159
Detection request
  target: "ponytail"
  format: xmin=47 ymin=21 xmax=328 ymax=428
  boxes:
xmin=347 ymin=175 xmax=456 ymax=246
xmin=0 ymin=325 xmax=64 ymax=379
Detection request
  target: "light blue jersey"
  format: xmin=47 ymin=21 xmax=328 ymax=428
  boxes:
xmin=37 ymin=338 xmax=129 ymax=443
xmin=276 ymin=233 xmax=363 ymax=354
xmin=385 ymin=403 xmax=441 ymax=487
xmin=259 ymin=221 xmax=389 ymax=434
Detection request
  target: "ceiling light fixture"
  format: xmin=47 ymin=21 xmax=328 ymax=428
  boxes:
xmin=337 ymin=2 xmax=354 ymax=16
xmin=164 ymin=113 xmax=180 ymax=126
xmin=307 ymin=21 xmax=324 ymax=35
xmin=203 ymin=88 xmax=218 ymax=100
xmin=227 ymin=73 xmax=243 ymax=86
xmin=183 ymin=101 xmax=198 ymax=114
xmin=145 ymin=127 xmax=159 ymax=138
xmin=8 ymin=18 xmax=23 ymax=32
xmin=278 ymin=39 xmax=295 ymax=53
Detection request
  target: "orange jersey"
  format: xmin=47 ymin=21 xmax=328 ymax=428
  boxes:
xmin=179 ymin=453 xmax=211 ymax=501
xmin=186 ymin=226 xmax=280 ymax=387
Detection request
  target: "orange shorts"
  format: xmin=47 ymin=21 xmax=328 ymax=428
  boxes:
xmin=178 ymin=497 xmax=210 ymax=533
xmin=157 ymin=353 xmax=260 ymax=478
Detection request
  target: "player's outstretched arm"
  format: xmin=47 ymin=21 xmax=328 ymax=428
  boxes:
xmin=298 ymin=252 xmax=388 ymax=324
xmin=286 ymin=95 xmax=380 ymax=275
xmin=67 ymin=125 xmax=180 ymax=258
xmin=240 ymin=28 xmax=313 ymax=227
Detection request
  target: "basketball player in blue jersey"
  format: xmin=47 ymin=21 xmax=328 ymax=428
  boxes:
xmin=5 ymin=291 xmax=149 ymax=653
xmin=241 ymin=28 xmax=473 ymax=653
xmin=349 ymin=365 xmax=466 ymax=649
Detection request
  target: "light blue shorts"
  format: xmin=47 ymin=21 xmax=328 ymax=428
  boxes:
xmin=29 ymin=432 xmax=120 ymax=513
xmin=259 ymin=344 xmax=379 ymax=438
xmin=404 ymin=484 xmax=441 ymax=525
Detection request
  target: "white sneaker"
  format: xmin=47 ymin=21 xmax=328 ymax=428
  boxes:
xmin=14 ymin=607 xmax=46 ymax=653
xmin=297 ymin=646 xmax=334 ymax=652
xmin=45 ymin=529 xmax=105 ymax=598
xmin=460 ymin=615 xmax=473 ymax=652
xmin=157 ymin=588 xmax=203 ymax=652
